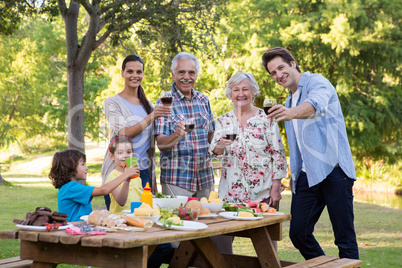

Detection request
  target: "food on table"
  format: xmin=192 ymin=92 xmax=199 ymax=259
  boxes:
xmin=13 ymin=207 xmax=68 ymax=231
xmin=208 ymin=191 xmax=218 ymax=203
xmin=133 ymin=205 xmax=160 ymax=217
xmin=160 ymin=208 xmax=174 ymax=220
xmin=238 ymin=211 xmax=254 ymax=217
xmin=200 ymin=207 xmax=210 ymax=216
xmin=88 ymin=210 xmax=127 ymax=227
xmin=167 ymin=216 xmax=181 ymax=225
xmin=260 ymin=202 xmax=269 ymax=212
xmin=200 ymin=197 xmax=208 ymax=203
xmin=140 ymin=203 xmax=152 ymax=209
xmin=173 ymin=206 xmax=199 ymax=220
xmin=211 ymin=198 xmax=223 ymax=203
xmin=154 ymin=192 xmax=175 ymax=198
xmin=151 ymin=208 xmax=161 ymax=216
xmin=121 ymin=215 xmax=153 ymax=228
xmin=134 ymin=208 xmax=151 ymax=216
xmin=158 ymin=216 xmax=184 ymax=229
xmin=185 ymin=200 xmax=202 ymax=210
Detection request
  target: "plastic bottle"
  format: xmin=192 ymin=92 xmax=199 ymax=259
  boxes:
xmin=140 ymin=182 xmax=153 ymax=208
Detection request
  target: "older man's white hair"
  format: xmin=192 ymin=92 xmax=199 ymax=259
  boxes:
xmin=171 ymin=52 xmax=200 ymax=75
xmin=225 ymin=72 xmax=260 ymax=101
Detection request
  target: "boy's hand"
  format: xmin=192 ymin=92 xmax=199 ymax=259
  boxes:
xmin=124 ymin=164 xmax=140 ymax=180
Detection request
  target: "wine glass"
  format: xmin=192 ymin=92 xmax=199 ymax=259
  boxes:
xmin=160 ymin=91 xmax=173 ymax=106
xmin=160 ymin=91 xmax=173 ymax=122
xmin=263 ymin=98 xmax=277 ymax=115
xmin=224 ymin=128 xmax=238 ymax=141
xmin=181 ymin=117 xmax=195 ymax=149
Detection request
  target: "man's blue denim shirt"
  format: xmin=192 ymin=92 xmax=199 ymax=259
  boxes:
xmin=284 ymin=72 xmax=356 ymax=193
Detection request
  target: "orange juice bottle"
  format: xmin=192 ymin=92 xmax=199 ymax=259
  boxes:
xmin=140 ymin=182 xmax=153 ymax=208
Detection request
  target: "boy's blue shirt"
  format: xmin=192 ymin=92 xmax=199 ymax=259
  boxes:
xmin=58 ymin=180 xmax=95 ymax=222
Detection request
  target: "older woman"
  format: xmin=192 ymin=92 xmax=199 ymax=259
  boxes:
xmin=210 ymin=72 xmax=287 ymax=208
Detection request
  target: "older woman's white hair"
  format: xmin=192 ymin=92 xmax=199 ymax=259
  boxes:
xmin=225 ymin=72 xmax=260 ymax=101
xmin=171 ymin=52 xmax=200 ymax=75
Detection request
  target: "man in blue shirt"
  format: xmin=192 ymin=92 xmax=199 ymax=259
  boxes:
xmin=261 ymin=47 xmax=359 ymax=260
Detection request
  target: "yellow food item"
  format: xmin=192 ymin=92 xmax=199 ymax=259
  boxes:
xmin=139 ymin=203 xmax=152 ymax=210
xmin=238 ymin=211 xmax=254 ymax=217
xmin=134 ymin=208 xmax=151 ymax=216
xmin=122 ymin=215 xmax=153 ymax=228
xmin=200 ymin=197 xmax=208 ymax=203
xmin=212 ymin=198 xmax=223 ymax=203
xmin=168 ymin=216 xmax=181 ymax=225
xmin=151 ymin=208 xmax=160 ymax=216
xmin=208 ymin=191 xmax=218 ymax=203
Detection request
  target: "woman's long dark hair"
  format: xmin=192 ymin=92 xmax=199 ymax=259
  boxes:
xmin=122 ymin=55 xmax=153 ymax=115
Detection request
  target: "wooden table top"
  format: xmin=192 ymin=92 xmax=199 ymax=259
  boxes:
xmin=1 ymin=213 xmax=291 ymax=249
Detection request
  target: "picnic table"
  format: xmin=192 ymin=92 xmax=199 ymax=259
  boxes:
xmin=0 ymin=213 xmax=291 ymax=268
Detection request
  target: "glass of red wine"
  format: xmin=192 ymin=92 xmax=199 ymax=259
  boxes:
xmin=161 ymin=91 xmax=173 ymax=122
xmin=181 ymin=117 xmax=195 ymax=148
xmin=161 ymin=91 xmax=173 ymax=106
xmin=263 ymin=98 xmax=277 ymax=115
xmin=225 ymin=133 xmax=237 ymax=141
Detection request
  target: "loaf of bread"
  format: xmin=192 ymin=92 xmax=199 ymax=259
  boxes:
xmin=88 ymin=210 xmax=127 ymax=227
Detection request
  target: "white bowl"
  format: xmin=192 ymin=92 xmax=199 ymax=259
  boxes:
xmin=153 ymin=195 xmax=188 ymax=209
xmin=201 ymin=202 xmax=223 ymax=214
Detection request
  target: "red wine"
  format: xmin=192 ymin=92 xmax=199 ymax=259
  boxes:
xmin=264 ymin=106 xmax=272 ymax=115
xmin=161 ymin=97 xmax=173 ymax=105
xmin=185 ymin=124 xmax=195 ymax=133
xmin=225 ymin=134 xmax=237 ymax=141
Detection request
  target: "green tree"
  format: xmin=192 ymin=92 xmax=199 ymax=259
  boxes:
xmin=200 ymin=0 xmax=401 ymax=162
xmin=0 ymin=0 xmax=226 ymax=152
xmin=0 ymin=17 xmax=66 ymax=148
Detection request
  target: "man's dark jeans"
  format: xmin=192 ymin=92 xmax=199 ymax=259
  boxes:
xmin=289 ymin=166 xmax=359 ymax=260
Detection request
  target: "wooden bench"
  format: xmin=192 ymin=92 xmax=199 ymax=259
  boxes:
xmin=0 ymin=256 xmax=33 ymax=268
xmin=284 ymin=255 xmax=362 ymax=268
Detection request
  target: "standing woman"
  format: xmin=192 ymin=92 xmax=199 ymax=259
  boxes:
xmin=210 ymin=72 xmax=287 ymax=208
xmin=101 ymin=55 xmax=170 ymax=208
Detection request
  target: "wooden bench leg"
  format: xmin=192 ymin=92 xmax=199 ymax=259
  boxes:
xmin=284 ymin=256 xmax=362 ymax=268
xmin=0 ymin=256 xmax=33 ymax=268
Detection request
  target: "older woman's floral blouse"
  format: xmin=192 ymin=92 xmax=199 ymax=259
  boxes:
xmin=210 ymin=109 xmax=287 ymax=203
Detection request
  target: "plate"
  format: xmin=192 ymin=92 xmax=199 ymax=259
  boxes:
xmin=80 ymin=215 xmax=89 ymax=222
xmin=219 ymin=212 xmax=263 ymax=221
xmin=156 ymin=220 xmax=208 ymax=231
xmin=16 ymin=223 xmax=73 ymax=231
xmin=198 ymin=213 xmax=219 ymax=219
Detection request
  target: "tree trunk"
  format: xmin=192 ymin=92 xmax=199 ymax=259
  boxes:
xmin=62 ymin=1 xmax=98 ymax=153
xmin=67 ymin=67 xmax=85 ymax=152
xmin=0 ymin=174 xmax=5 ymax=184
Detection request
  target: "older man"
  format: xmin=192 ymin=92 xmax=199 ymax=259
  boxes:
xmin=155 ymin=52 xmax=215 ymax=198
xmin=262 ymin=47 xmax=359 ymax=260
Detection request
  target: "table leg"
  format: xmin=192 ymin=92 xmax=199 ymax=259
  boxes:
xmin=20 ymin=240 xmax=147 ymax=268
xmin=248 ymin=226 xmax=281 ymax=268
xmin=31 ymin=261 xmax=58 ymax=268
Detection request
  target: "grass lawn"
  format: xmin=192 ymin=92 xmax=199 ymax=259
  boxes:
xmin=1 ymin=177 xmax=401 ymax=267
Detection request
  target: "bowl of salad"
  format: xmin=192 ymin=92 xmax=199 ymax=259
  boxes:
xmin=153 ymin=193 xmax=188 ymax=209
